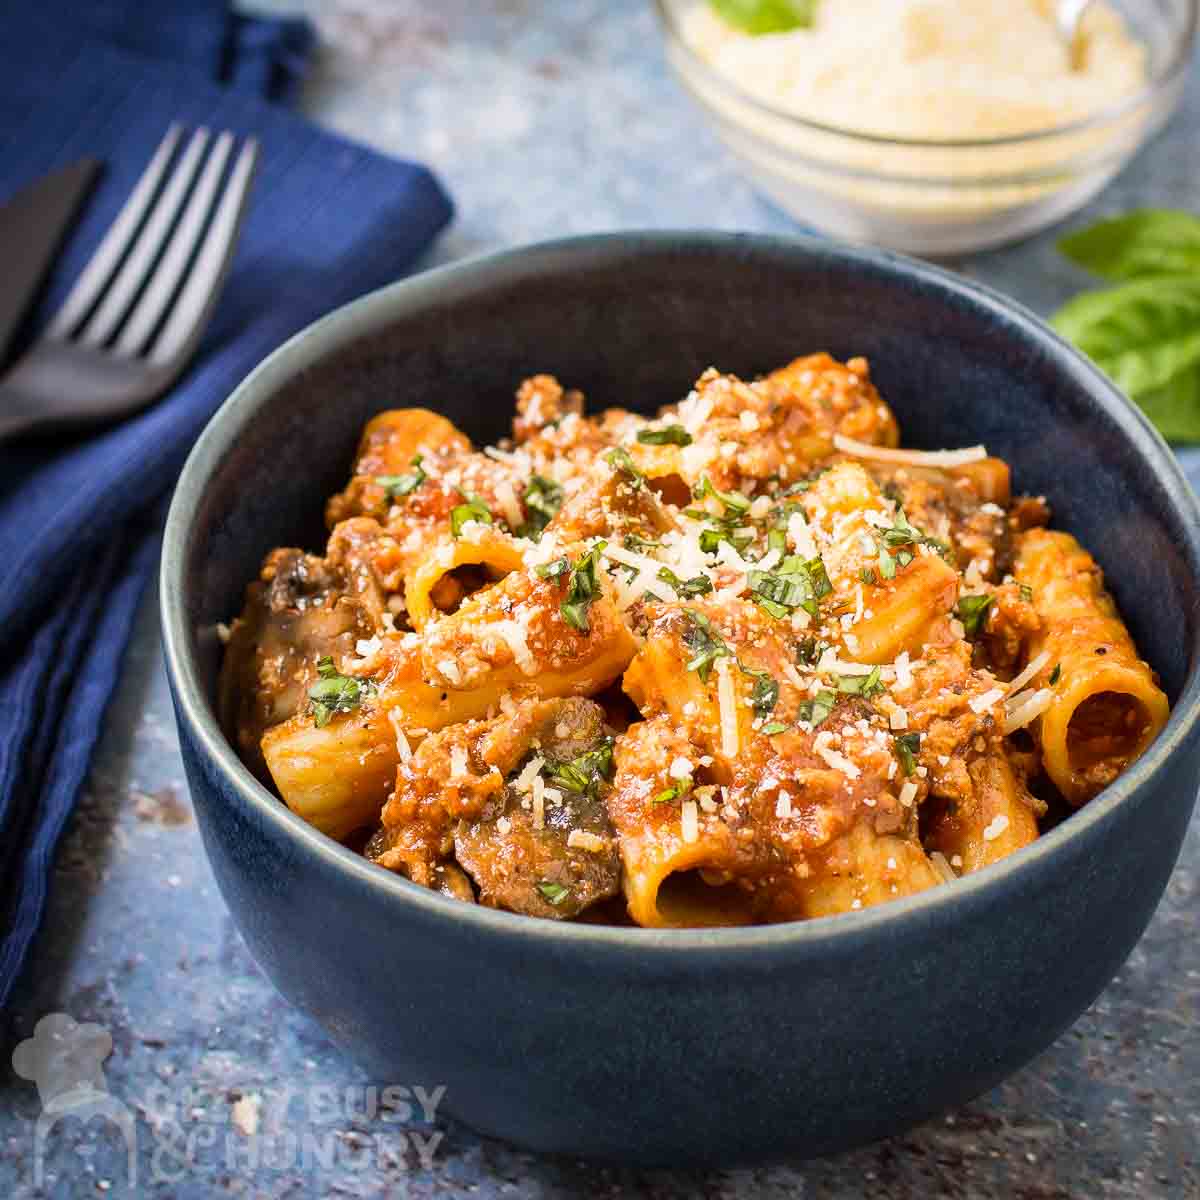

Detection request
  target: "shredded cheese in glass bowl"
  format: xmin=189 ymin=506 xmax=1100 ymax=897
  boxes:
xmin=656 ymin=0 xmax=1196 ymax=255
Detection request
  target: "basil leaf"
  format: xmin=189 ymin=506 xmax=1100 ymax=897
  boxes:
xmin=836 ymin=666 xmax=884 ymax=699
xmin=681 ymin=609 xmax=730 ymax=683
xmin=517 ymin=474 xmax=563 ymax=540
xmin=1051 ymin=276 xmax=1200 ymax=400
xmin=375 ymin=455 xmax=426 ymax=500
xmin=751 ymin=674 xmax=780 ymax=718
xmin=761 ymin=720 xmax=789 ymax=735
xmin=545 ymin=737 xmax=615 ymax=799
xmin=1058 ymin=209 xmax=1200 ymax=282
xmin=894 ymin=732 xmax=921 ymax=776
xmin=1131 ymin=366 xmax=1200 ymax=443
xmin=536 ymin=881 xmax=570 ymax=906
xmin=559 ymin=545 xmax=604 ymax=633
xmin=637 ymin=424 xmax=693 ymax=446
xmin=709 ymin=0 xmax=817 ymax=35
xmin=653 ymin=777 xmax=693 ymax=806
xmin=308 ymin=656 xmax=375 ymax=727
xmin=605 ymin=446 xmax=644 ymax=486
xmin=796 ymin=689 xmax=836 ymax=728
xmin=955 ymin=593 xmax=994 ymax=638
xmin=692 ymin=475 xmax=750 ymax=518
xmin=450 ymin=496 xmax=493 ymax=537
xmin=658 ymin=566 xmax=714 ymax=598
xmin=536 ymin=556 xmax=571 ymax=580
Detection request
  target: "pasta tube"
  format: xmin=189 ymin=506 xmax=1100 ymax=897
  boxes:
xmin=1014 ymin=529 xmax=1168 ymax=804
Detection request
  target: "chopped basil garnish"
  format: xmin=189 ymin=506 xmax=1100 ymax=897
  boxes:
xmin=894 ymin=732 xmax=921 ymax=776
xmin=767 ymin=526 xmax=788 ymax=554
xmin=653 ymin=776 xmax=693 ymax=806
xmin=545 ymin=737 xmax=615 ymax=799
xmin=681 ymin=609 xmax=731 ymax=683
xmin=637 ymin=424 xmax=693 ymax=446
xmin=693 ymin=474 xmax=750 ymax=518
xmin=536 ymin=881 xmax=570 ymax=906
xmin=657 ymin=566 xmax=714 ymax=598
xmin=308 ymin=656 xmax=374 ymax=728
xmin=955 ymin=593 xmax=994 ymax=637
xmin=747 ymin=554 xmax=832 ymax=620
xmin=797 ymin=689 xmax=837 ymax=728
xmin=535 ymin=556 xmax=571 ymax=580
xmin=751 ymin=674 xmax=780 ymax=718
xmin=878 ymin=509 xmax=952 ymax=562
xmin=605 ymin=446 xmax=644 ymax=487
xmin=1019 ymin=583 xmax=1034 ymax=603
xmin=517 ymin=474 xmax=563 ymax=540
xmin=559 ymin=545 xmax=604 ymax=633
xmin=860 ymin=567 xmax=877 ymax=585
xmin=836 ymin=666 xmax=884 ymax=700
xmin=699 ymin=526 xmax=752 ymax=555
xmin=761 ymin=720 xmax=789 ymax=735
xmin=796 ymin=636 xmax=825 ymax=668
xmin=1049 ymin=663 xmax=1062 ymax=685
xmin=877 ymin=545 xmax=897 ymax=580
xmin=623 ymin=532 xmax=663 ymax=551
xmin=375 ymin=455 xmax=426 ymax=500
xmin=450 ymin=495 xmax=493 ymax=537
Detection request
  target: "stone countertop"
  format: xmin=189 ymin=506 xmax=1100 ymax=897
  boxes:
xmin=3 ymin=2 xmax=1198 ymax=1196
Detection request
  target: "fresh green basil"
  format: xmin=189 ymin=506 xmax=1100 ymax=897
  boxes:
xmin=708 ymin=0 xmax=817 ymax=35
xmin=1053 ymin=211 xmax=1200 ymax=443
xmin=1058 ymin=209 xmax=1200 ymax=282
xmin=1052 ymin=276 xmax=1200 ymax=400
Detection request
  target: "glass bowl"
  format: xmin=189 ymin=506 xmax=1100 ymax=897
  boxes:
xmin=655 ymin=0 xmax=1197 ymax=256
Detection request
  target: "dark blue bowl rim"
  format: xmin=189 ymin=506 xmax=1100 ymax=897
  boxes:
xmin=161 ymin=230 xmax=1200 ymax=953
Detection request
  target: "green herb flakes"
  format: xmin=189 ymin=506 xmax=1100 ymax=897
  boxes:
xmin=308 ymin=656 xmax=375 ymax=727
xmin=375 ymin=455 xmax=426 ymax=500
xmin=450 ymin=496 xmax=493 ymax=537
xmin=637 ymin=424 xmax=693 ymax=446
xmin=894 ymin=732 xmax=921 ymax=777
xmin=955 ymin=593 xmax=994 ymax=638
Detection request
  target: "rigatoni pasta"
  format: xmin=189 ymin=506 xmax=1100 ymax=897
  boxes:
xmin=219 ymin=352 xmax=1169 ymax=926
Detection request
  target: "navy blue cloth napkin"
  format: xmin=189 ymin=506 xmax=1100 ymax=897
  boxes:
xmin=0 ymin=1 xmax=453 ymax=1006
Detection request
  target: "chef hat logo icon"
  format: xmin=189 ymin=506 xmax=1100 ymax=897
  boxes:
xmin=12 ymin=1013 xmax=137 ymax=1188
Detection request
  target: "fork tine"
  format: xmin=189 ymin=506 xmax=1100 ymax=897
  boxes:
xmin=77 ymin=128 xmax=211 ymax=348
xmin=149 ymin=137 xmax=258 ymax=370
xmin=115 ymin=132 xmax=234 ymax=357
xmin=45 ymin=124 xmax=183 ymax=340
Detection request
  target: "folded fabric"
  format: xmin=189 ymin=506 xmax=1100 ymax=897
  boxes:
xmin=0 ymin=4 xmax=453 ymax=1007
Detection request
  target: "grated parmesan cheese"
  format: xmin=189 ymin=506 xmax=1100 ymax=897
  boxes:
xmin=681 ymin=799 xmax=699 ymax=844
xmin=982 ymin=813 xmax=1011 ymax=842
xmin=929 ymin=851 xmax=957 ymax=883
xmin=716 ymin=657 xmax=740 ymax=758
xmin=832 ymin=433 xmax=988 ymax=467
xmin=387 ymin=711 xmax=413 ymax=761
xmin=969 ymin=686 xmax=1006 ymax=714
xmin=1003 ymin=687 xmax=1054 ymax=734
xmin=513 ymin=755 xmax=545 ymax=794
xmin=494 ymin=479 xmax=524 ymax=530
xmin=898 ymin=780 xmax=918 ymax=807
xmin=490 ymin=619 xmax=536 ymax=675
xmin=1006 ymin=651 xmax=1050 ymax=697
xmin=567 ymin=829 xmax=606 ymax=853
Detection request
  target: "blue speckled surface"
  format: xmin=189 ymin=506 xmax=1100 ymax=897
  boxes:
xmin=2 ymin=2 xmax=1198 ymax=1195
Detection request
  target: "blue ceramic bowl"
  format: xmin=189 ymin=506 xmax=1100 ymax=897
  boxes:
xmin=161 ymin=233 xmax=1200 ymax=1166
